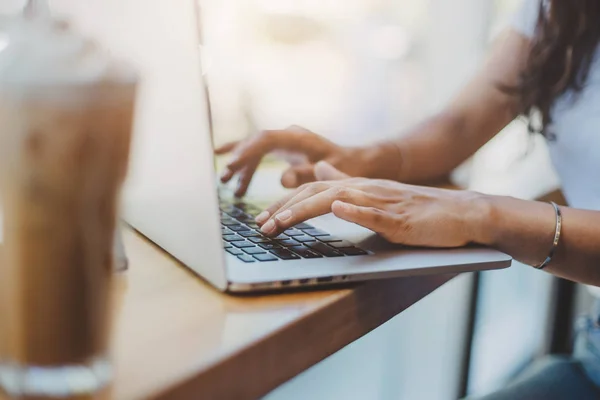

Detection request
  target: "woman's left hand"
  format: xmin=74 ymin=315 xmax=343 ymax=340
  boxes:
xmin=255 ymin=162 xmax=489 ymax=248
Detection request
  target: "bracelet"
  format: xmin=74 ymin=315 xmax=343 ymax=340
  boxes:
xmin=535 ymin=201 xmax=562 ymax=270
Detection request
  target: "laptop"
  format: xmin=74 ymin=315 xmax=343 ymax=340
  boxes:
xmin=62 ymin=0 xmax=512 ymax=292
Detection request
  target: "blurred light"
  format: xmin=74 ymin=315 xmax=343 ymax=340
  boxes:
xmin=370 ymin=25 xmax=410 ymax=60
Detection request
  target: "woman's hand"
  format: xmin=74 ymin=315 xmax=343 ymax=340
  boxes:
xmin=215 ymin=125 xmax=400 ymax=197
xmin=255 ymin=162 xmax=489 ymax=248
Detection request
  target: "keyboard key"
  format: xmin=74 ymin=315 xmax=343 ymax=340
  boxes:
xmin=243 ymin=247 xmax=267 ymax=255
xmin=279 ymin=238 xmax=301 ymax=247
xmin=220 ymin=206 xmax=236 ymax=213
xmin=270 ymin=248 xmax=301 ymax=260
xmin=258 ymin=242 xmax=282 ymax=250
xmin=236 ymin=215 xmax=255 ymax=223
xmin=328 ymin=240 xmax=355 ymax=249
xmin=290 ymin=245 xmax=322 ymax=258
xmin=294 ymin=235 xmax=318 ymax=243
xmin=318 ymin=235 xmax=344 ymax=243
xmin=228 ymin=225 xmax=251 ymax=232
xmin=284 ymin=229 xmax=304 ymax=237
xmin=245 ymin=207 xmax=262 ymax=216
xmin=233 ymin=202 xmax=247 ymax=210
xmin=237 ymin=254 xmax=256 ymax=263
xmin=306 ymin=242 xmax=343 ymax=257
xmin=239 ymin=230 xmax=261 ymax=237
xmin=246 ymin=222 xmax=260 ymax=229
xmin=227 ymin=208 xmax=245 ymax=218
xmin=273 ymin=234 xmax=289 ymax=240
xmin=338 ymin=247 xmax=369 ymax=256
xmin=221 ymin=219 xmax=240 ymax=227
xmin=221 ymin=227 xmax=232 ymax=234
xmin=253 ymin=253 xmax=278 ymax=262
xmin=302 ymin=228 xmax=329 ymax=237
xmin=249 ymin=237 xmax=271 ymax=244
xmin=226 ymin=248 xmax=244 ymax=256
xmin=295 ymin=222 xmax=313 ymax=230
xmin=223 ymin=234 xmax=244 ymax=242
xmin=232 ymin=241 xmax=256 ymax=248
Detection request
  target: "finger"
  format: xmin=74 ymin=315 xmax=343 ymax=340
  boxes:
xmin=227 ymin=130 xmax=327 ymax=173
xmin=281 ymin=164 xmax=316 ymax=188
xmin=255 ymin=182 xmax=331 ymax=225
xmin=263 ymin=181 xmax=336 ymax=224
xmin=331 ymin=201 xmax=397 ymax=238
xmin=214 ymin=141 xmax=239 ymax=155
xmin=234 ymin=160 xmax=260 ymax=197
xmin=314 ymin=161 xmax=350 ymax=181
xmin=220 ymin=167 xmax=234 ymax=183
xmin=261 ymin=187 xmax=375 ymax=235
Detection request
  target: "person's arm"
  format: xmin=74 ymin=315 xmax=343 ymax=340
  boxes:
xmin=480 ymin=197 xmax=600 ymax=286
xmin=217 ymin=30 xmax=533 ymax=194
xmin=255 ymin=163 xmax=600 ymax=287
xmin=383 ymin=30 xmax=531 ymax=183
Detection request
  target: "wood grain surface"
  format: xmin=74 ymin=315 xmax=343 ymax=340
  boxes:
xmin=0 ymin=228 xmax=456 ymax=400
xmin=111 ymin=229 xmax=456 ymax=399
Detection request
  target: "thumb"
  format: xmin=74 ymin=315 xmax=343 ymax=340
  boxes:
xmin=281 ymin=164 xmax=316 ymax=188
xmin=314 ymin=161 xmax=349 ymax=181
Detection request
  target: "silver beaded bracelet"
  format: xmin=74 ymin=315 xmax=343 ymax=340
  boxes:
xmin=535 ymin=201 xmax=562 ymax=270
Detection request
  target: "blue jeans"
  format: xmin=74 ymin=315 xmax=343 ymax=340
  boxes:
xmin=465 ymin=302 xmax=600 ymax=400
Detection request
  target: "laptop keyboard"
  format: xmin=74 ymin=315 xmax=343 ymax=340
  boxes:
xmin=220 ymin=200 xmax=369 ymax=263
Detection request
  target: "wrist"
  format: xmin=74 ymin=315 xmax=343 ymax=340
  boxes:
xmin=464 ymin=192 xmax=497 ymax=246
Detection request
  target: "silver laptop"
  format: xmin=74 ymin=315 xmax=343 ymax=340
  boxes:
xmin=67 ymin=0 xmax=511 ymax=292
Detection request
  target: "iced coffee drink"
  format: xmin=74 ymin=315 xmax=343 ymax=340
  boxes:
xmin=0 ymin=17 xmax=136 ymax=398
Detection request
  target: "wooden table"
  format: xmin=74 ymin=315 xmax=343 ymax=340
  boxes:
xmin=2 ymin=183 xmax=561 ymax=400
xmin=109 ymin=229 xmax=457 ymax=400
xmin=0 ymin=172 xmax=560 ymax=400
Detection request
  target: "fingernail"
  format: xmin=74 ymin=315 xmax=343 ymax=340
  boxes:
xmin=275 ymin=209 xmax=292 ymax=222
xmin=255 ymin=211 xmax=270 ymax=224
xmin=261 ymin=220 xmax=276 ymax=234
xmin=220 ymin=168 xmax=232 ymax=182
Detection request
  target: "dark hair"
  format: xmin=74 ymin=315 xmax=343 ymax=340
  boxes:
xmin=510 ymin=0 xmax=600 ymax=136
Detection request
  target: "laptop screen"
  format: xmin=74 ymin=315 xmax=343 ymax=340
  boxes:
xmin=51 ymin=0 xmax=229 ymax=289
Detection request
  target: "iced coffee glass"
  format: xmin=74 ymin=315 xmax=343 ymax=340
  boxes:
xmin=0 ymin=17 xmax=136 ymax=398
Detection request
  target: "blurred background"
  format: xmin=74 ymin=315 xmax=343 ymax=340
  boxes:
xmin=196 ymin=4 xmax=562 ymax=397
xmin=0 ymin=0 xmax=590 ymax=399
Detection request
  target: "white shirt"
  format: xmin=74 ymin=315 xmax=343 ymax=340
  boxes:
xmin=512 ymin=0 xmax=600 ymax=294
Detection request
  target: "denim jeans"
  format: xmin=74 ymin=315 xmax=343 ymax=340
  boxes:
xmin=573 ymin=300 xmax=600 ymax=388
xmin=465 ymin=301 xmax=600 ymax=400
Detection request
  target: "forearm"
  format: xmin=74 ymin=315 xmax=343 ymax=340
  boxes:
xmin=359 ymin=31 xmax=530 ymax=184
xmin=358 ymin=111 xmax=473 ymax=183
xmin=393 ymin=111 xmax=475 ymax=183
xmin=474 ymin=195 xmax=600 ymax=286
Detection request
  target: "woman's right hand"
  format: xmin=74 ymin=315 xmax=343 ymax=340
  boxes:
xmin=215 ymin=126 xmax=374 ymax=197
